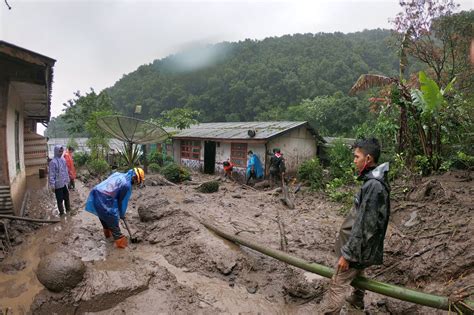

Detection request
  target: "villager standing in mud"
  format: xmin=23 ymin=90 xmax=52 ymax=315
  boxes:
xmin=320 ymin=138 xmax=390 ymax=314
xmin=246 ymin=150 xmax=263 ymax=185
xmin=63 ymin=146 xmax=76 ymax=189
xmin=48 ymin=145 xmax=71 ymax=216
xmin=85 ymin=167 xmax=145 ymax=249
xmin=269 ymin=149 xmax=285 ymax=187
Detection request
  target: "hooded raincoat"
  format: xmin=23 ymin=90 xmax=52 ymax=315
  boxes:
xmin=48 ymin=145 xmax=70 ymax=189
xmin=63 ymin=149 xmax=76 ymax=180
xmin=85 ymin=169 xmax=134 ymax=227
xmin=246 ymin=154 xmax=264 ymax=179
xmin=334 ymin=162 xmax=390 ymax=269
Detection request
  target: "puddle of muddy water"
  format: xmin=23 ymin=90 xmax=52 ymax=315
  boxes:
xmin=0 ymin=227 xmax=48 ymax=314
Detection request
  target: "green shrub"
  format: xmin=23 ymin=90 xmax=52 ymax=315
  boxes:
xmin=161 ymin=162 xmax=191 ymax=183
xmin=325 ymin=178 xmax=353 ymax=215
xmin=453 ymin=151 xmax=474 ymax=170
xmin=328 ymin=138 xmax=353 ymax=181
xmin=414 ymin=155 xmax=432 ymax=176
xmin=148 ymin=163 xmax=161 ymax=173
xmin=87 ymin=159 xmax=110 ymax=176
xmin=148 ymin=150 xmax=163 ymax=166
xmin=74 ymin=152 xmax=90 ymax=167
xmin=297 ymin=158 xmax=324 ymax=190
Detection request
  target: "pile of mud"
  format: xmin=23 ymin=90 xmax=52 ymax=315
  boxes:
xmin=373 ymin=173 xmax=474 ymax=299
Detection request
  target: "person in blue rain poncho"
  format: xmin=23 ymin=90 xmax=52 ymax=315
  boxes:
xmin=85 ymin=167 xmax=145 ymax=249
xmin=246 ymin=151 xmax=263 ymax=185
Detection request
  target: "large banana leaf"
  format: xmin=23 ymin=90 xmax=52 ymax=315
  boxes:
xmin=349 ymin=74 xmax=396 ymax=95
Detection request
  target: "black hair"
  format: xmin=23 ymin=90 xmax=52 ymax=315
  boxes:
xmin=248 ymin=150 xmax=253 ymax=155
xmin=68 ymin=146 xmax=74 ymax=151
xmin=353 ymin=137 xmax=381 ymax=163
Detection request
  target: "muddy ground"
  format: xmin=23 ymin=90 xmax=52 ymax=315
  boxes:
xmin=0 ymin=170 xmax=472 ymax=314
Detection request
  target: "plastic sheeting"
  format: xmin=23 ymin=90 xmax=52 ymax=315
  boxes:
xmin=85 ymin=169 xmax=134 ymax=227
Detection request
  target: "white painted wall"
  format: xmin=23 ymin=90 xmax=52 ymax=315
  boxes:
xmin=7 ymin=84 xmax=26 ymax=214
xmin=267 ymin=127 xmax=317 ymax=174
xmin=6 ymin=85 xmax=25 ymax=183
xmin=47 ymin=138 xmax=126 ymax=158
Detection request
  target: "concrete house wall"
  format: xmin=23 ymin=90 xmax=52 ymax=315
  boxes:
xmin=6 ymin=84 xmax=27 ymax=213
xmin=267 ymin=127 xmax=317 ymax=173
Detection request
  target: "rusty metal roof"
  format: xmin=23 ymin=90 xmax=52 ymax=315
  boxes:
xmin=171 ymin=121 xmax=321 ymax=141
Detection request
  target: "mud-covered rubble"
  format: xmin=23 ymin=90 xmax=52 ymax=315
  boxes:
xmin=1 ymin=171 xmax=472 ymax=314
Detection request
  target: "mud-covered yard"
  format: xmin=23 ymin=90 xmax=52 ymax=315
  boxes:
xmin=0 ymin=170 xmax=472 ymax=314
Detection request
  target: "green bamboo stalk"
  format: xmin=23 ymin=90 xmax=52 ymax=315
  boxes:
xmin=202 ymin=220 xmax=474 ymax=312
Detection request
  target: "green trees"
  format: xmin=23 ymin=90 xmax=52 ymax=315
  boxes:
xmin=104 ymin=30 xmax=399 ymax=124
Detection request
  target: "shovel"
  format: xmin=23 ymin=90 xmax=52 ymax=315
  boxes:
xmin=122 ymin=218 xmax=139 ymax=243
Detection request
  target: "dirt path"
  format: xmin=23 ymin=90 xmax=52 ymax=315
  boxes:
xmin=0 ymin=171 xmax=472 ymax=314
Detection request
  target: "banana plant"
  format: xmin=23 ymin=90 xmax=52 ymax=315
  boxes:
xmin=411 ymin=71 xmax=456 ymax=169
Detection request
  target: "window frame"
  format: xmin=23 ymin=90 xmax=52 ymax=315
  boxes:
xmin=180 ymin=140 xmax=201 ymax=160
xmin=230 ymin=142 xmax=248 ymax=167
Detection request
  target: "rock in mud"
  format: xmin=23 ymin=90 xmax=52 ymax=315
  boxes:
xmin=216 ymin=259 xmax=237 ymax=275
xmin=138 ymin=198 xmax=171 ymax=222
xmin=254 ymin=180 xmax=270 ymax=189
xmin=72 ymin=268 xmax=153 ymax=312
xmin=36 ymin=251 xmax=86 ymax=292
xmin=196 ymin=181 xmax=219 ymax=193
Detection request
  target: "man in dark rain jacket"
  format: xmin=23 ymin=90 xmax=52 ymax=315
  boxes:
xmin=320 ymin=138 xmax=390 ymax=314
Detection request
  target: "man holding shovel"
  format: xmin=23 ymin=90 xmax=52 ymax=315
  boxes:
xmin=85 ymin=167 xmax=144 ymax=248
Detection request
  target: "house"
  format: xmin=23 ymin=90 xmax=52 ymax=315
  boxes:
xmin=47 ymin=138 xmax=126 ymax=158
xmin=0 ymin=41 xmax=55 ymax=215
xmin=170 ymin=121 xmax=324 ymax=178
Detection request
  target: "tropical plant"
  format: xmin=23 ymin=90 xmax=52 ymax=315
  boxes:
xmin=411 ymin=71 xmax=456 ymax=169
xmin=119 ymin=143 xmax=142 ymax=168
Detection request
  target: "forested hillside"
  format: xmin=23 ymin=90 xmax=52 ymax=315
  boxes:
xmin=48 ymin=29 xmax=412 ymax=137
xmin=105 ymin=29 xmax=401 ymax=123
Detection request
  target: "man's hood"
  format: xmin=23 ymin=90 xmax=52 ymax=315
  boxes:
xmin=53 ymin=145 xmax=64 ymax=158
xmin=366 ymin=162 xmax=389 ymax=181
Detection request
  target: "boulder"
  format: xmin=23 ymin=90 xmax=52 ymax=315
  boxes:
xmin=36 ymin=251 xmax=86 ymax=292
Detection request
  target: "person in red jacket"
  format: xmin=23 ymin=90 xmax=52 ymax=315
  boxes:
xmin=222 ymin=160 xmax=234 ymax=180
xmin=63 ymin=146 xmax=77 ymax=189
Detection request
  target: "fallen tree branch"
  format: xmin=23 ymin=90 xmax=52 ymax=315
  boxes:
xmin=201 ymin=220 xmax=473 ymax=312
xmin=0 ymin=215 xmax=60 ymax=223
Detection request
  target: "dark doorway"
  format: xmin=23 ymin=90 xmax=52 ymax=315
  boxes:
xmin=204 ymin=141 xmax=216 ymax=174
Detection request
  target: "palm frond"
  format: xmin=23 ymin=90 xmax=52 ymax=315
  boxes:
xmin=349 ymin=74 xmax=396 ymax=96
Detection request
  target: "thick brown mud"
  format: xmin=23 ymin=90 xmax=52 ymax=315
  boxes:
xmin=0 ymin=171 xmax=472 ymax=314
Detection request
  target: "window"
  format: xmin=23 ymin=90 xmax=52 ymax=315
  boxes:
xmin=15 ymin=111 xmax=20 ymax=171
xmin=181 ymin=140 xmax=201 ymax=160
xmin=231 ymin=143 xmax=247 ymax=167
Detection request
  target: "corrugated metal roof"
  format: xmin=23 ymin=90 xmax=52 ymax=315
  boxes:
xmin=171 ymin=121 xmax=317 ymax=140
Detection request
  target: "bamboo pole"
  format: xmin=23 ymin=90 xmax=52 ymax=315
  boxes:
xmin=0 ymin=215 xmax=60 ymax=223
xmin=202 ymin=220 xmax=474 ymax=312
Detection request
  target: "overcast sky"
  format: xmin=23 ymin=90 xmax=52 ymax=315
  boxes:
xmin=1 ymin=0 xmax=472 ymax=132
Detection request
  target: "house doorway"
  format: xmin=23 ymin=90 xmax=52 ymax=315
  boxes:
xmin=204 ymin=141 xmax=216 ymax=174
